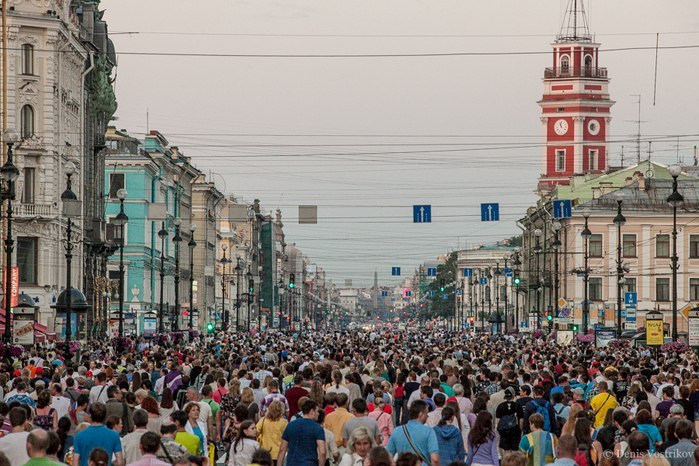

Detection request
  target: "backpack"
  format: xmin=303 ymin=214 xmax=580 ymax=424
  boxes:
xmin=529 ymin=400 xmax=552 ymax=432
xmin=554 ymin=404 xmax=567 ymax=433
xmin=497 ymin=402 xmax=518 ymax=432
xmin=575 ymin=444 xmax=595 ymax=466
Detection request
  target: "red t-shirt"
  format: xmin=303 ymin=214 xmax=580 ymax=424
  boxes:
xmin=285 ymin=386 xmax=310 ymax=419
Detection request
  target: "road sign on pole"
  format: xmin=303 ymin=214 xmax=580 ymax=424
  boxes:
xmin=413 ymin=205 xmax=432 ymax=223
xmin=391 ymin=267 xmax=401 ymax=276
xmin=552 ymin=199 xmax=572 ymax=219
xmin=480 ymin=277 xmax=488 ymax=285
xmin=624 ymin=292 xmax=637 ymax=306
xmin=427 ymin=267 xmax=437 ymax=277
xmin=504 ymin=267 xmax=513 ymax=277
xmin=463 ymin=268 xmax=473 ymax=278
xmin=480 ymin=203 xmax=500 ymax=222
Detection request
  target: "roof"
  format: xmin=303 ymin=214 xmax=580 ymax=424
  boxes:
xmin=580 ymin=178 xmax=699 ymax=213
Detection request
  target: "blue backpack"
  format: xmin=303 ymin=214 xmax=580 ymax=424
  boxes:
xmin=529 ymin=399 xmax=552 ymax=432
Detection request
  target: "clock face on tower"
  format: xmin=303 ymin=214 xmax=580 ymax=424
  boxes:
xmin=554 ymin=119 xmax=569 ymax=136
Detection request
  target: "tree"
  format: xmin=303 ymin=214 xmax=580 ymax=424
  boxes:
xmin=425 ymin=252 xmax=458 ymax=319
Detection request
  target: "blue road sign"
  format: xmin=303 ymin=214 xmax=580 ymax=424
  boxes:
xmin=504 ymin=267 xmax=513 ymax=277
xmin=625 ymin=292 xmax=637 ymax=306
xmin=456 ymin=289 xmax=462 ymax=297
xmin=391 ymin=267 xmax=401 ymax=276
xmin=405 ymin=290 xmax=412 ymax=297
xmin=480 ymin=277 xmax=488 ymax=285
xmin=428 ymin=290 xmax=435 ymax=297
xmin=442 ymin=294 xmax=448 ymax=299
xmin=552 ymin=199 xmax=572 ymax=219
xmin=381 ymin=290 xmax=388 ymax=297
xmin=480 ymin=203 xmax=500 ymax=221
xmin=463 ymin=268 xmax=473 ymax=278
xmin=427 ymin=267 xmax=437 ymax=277
xmin=413 ymin=205 xmax=432 ymax=223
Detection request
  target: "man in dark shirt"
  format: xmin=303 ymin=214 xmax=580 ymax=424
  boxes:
xmin=522 ymin=385 xmax=557 ymax=435
xmin=516 ymin=385 xmax=533 ymax=412
xmin=655 ymin=385 xmax=676 ymax=420
xmin=277 ymin=400 xmax=326 ymax=466
xmin=285 ymin=374 xmax=309 ymax=420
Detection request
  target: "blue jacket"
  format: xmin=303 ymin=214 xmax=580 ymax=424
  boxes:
xmin=434 ymin=424 xmax=466 ymax=466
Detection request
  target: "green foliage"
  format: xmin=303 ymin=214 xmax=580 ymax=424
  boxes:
xmin=91 ymin=55 xmax=117 ymax=119
xmin=425 ymin=251 xmax=458 ymax=318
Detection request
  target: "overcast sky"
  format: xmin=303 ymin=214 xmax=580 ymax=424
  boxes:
xmin=102 ymin=0 xmax=699 ymax=287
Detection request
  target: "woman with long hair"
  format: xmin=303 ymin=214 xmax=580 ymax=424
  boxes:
xmin=141 ymin=396 xmax=162 ymax=433
xmin=309 ymin=379 xmax=325 ymax=406
xmin=573 ymin=416 xmax=602 ymax=466
xmin=131 ymin=371 xmax=142 ymax=392
xmin=34 ymin=390 xmax=58 ymax=431
xmin=227 ymin=419 xmax=259 ymax=466
xmin=369 ymin=397 xmax=394 ymax=446
xmin=434 ymin=406 xmax=466 ymax=466
xmin=393 ymin=372 xmax=406 ymax=426
xmin=338 ymin=426 xmax=377 ymax=466
xmin=159 ymin=387 xmax=178 ymax=422
xmin=467 ymin=411 xmax=499 ymax=466
xmin=635 ymin=409 xmax=662 ymax=453
xmin=237 ymin=387 xmax=259 ymax=422
xmin=88 ymin=448 xmax=109 ymax=466
xmin=256 ymin=400 xmax=287 ymax=464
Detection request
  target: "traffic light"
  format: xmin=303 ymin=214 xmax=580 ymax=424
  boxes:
xmin=439 ymin=279 xmax=445 ymax=292
xmin=206 ymin=322 xmax=214 ymax=333
xmin=182 ymin=310 xmax=189 ymax=317
xmin=249 ymin=282 xmax=254 ymax=294
xmin=546 ymin=313 xmax=553 ymax=321
xmin=513 ymin=275 xmax=521 ymax=286
xmin=568 ymin=323 xmax=578 ymax=332
xmin=289 ymin=274 xmax=295 ymax=289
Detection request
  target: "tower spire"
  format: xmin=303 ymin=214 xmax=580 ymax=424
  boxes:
xmin=557 ymin=0 xmax=591 ymax=43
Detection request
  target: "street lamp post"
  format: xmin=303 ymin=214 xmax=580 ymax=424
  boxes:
xmin=61 ymin=161 xmax=79 ymax=341
xmin=503 ymin=258 xmax=509 ymax=334
xmin=220 ymin=245 xmax=230 ymax=331
xmin=234 ymin=257 xmax=242 ymax=331
xmin=494 ymin=263 xmax=502 ymax=333
xmin=533 ymin=228 xmax=542 ymax=329
xmin=668 ymin=165 xmax=684 ymax=341
xmin=114 ymin=189 xmax=129 ymax=337
xmin=613 ymin=193 xmax=626 ymax=336
xmin=581 ymin=210 xmax=592 ymax=334
xmin=513 ymin=249 xmax=522 ymax=333
xmin=172 ymin=218 xmax=182 ymax=332
xmin=278 ymin=278 xmax=284 ymax=329
xmin=246 ymin=268 xmax=253 ymax=330
xmin=157 ymin=222 xmax=168 ymax=333
xmin=188 ymin=224 xmax=197 ymax=330
xmin=479 ymin=269 xmax=485 ymax=332
xmin=1 ymin=128 xmax=19 ymax=344
xmin=551 ymin=222 xmax=561 ymax=333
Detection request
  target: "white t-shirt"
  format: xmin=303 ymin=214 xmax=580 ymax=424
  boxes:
xmin=52 ymin=395 xmax=72 ymax=420
xmin=89 ymin=384 xmax=109 ymax=404
xmin=0 ymin=431 xmax=29 ymax=466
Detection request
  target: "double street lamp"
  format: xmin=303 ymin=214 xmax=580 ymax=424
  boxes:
xmin=220 ymin=244 xmax=231 ymax=331
xmin=551 ymin=221 xmax=562 ymax=332
xmin=1 ymin=128 xmax=19 ymax=344
xmin=60 ymin=161 xmax=80 ymax=341
xmin=533 ymin=228 xmax=542 ymax=329
xmin=113 ymin=189 xmax=128 ymax=337
xmin=668 ymin=165 xmax=684 ymax=341
xmin=157 ymin=222 xmax=168 ymax=333
xmin=172 ymin=218 xmax=182 ymax=332
xmin=613 ymin=193 xmax=626 ymax=337
xmin=581 ymin=210 xmax=592 ymax=334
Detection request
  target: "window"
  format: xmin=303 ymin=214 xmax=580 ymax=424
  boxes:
xmin=556 ymin=149 xmax=566 ymax=172
xmin=589 ymin=234 xmax=603 ymax=257
xmin=624 ymin=278 xmax=637 ymax=294
xmin=588 ymin=149 xmax=599 ymax=171
xmin=109 ymin=173 xmax=124 ymax=198
xmin=106 ymin=218 xmax=127 ymax=246
xmin=584 ymin=55 xmax=593 ymax=76
xmin=656 ymin=234 xmax=670 ymax=258
xmin=21 ymin=44 xmax=34 ymax=75
xmin=691 ymin=279 xmax=699 ymax=301
xmin=17 ymin=237 xmax=37 ymax=284
xmin=20 ymin=105 xmax=34 ymax=139
xmin=691 ymin=235 xmax=699 ymax=258
xmin=589 ymin=277 xmax=603 ymax=301
xmin=656 ymin=278 xmax=670 ymax=301
xmin=623 ymin=234 xmax=637 ymax=258
xmin=560 ymin=55 xmax=570 ymax=74
xmin=22 ymin=167 xmax=35 ymax=204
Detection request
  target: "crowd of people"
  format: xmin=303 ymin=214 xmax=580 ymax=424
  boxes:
xmin=0 ymin=329 xmax=696 ymax=466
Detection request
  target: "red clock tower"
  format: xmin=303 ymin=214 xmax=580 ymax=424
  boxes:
xmin=537 ymin=0 xmax=614 ymax=194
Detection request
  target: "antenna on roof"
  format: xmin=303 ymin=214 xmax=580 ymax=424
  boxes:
xmin=557 ymin=0 xmax=592 ymax=42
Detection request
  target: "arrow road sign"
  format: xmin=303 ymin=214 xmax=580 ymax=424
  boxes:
xmin=456 ymin=289 xmax=462 ymax=297
xmin=463 ymin=268 xmax=473 ymax=278
xmin=428 ymin=290 xmax=435 ymax=297
xmin=427 ymin=267 xmax=437 ymax=277
xmin=480 ymin=277 xmax=488 ymax=285
xmin=552 ymin=199 xmax=572 ymax=219
xmin=391 ymin=267 xmax=401 ymax=276
xmin=480 ymin=203 xmax=500 ymax=222
xmin=413 ymin=205 xmax=432 ymax=223
xmin=504 ymin=267 xmax=513 ymax=277
xmin=624 ymin=292 xmax=637 ymax=306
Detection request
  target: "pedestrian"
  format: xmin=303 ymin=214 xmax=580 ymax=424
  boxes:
xmin=466 ymin=411 xmax=498 ymax=466
xmin=663 ymin=419 xmax=695 ymax=466
xmin=277 ymin=399 xmax=327 ymax=466
xmin=434 ymin=406 xmax=465 ymax=466
xmin=227 ymin=420 xmax=259 ymax=466
xmin=369 ymin=397 xmax=394 ymax=446
xmin=122 ymin=409 xmax=150 ymax=465
xmin=573 ymin=416 xmax=602 ymax=466
xmin=73 ymin=403 xmax=124 ymax=466
xmin=339 ymin=426 xmax=377 ymax=466
xmin=386 ymin=400 xmax=440 ymax=466
xmin=635 ymin=409 xmax=662 ymax=454
xmin=126 ymin=431 xmax=170 ymax=466
xmin=547 ymin=434 xmax=578 ymax=466
xmin=496 ymin=386 xmax=524 ymax=453
xmin=256 ymin=400 xmax=287 ymax=463
xmin=518 ymin=413 xmax=557 ymax=466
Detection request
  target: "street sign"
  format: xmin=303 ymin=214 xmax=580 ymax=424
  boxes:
xmin=413 ymin=205 xmax=432 ymax=223
xmin=480 ymin=277 xmax=488 ymax=285
xmin=624 ymin=292 xmax=637 ymax=306
xmin=552 ymin=199 xmax=572 ymax=219
xmin=558 ymin=298 xmax=567 ymax=309
xmin=504 ymin=267 xmax=513 ymax=277
xmin=681 ymin=303 xmax=696 ymax=320
xmin=427 ymin=267 xmax=437 ymax=277
xmin=463 ymin=268 xmax=473 ymax=278
xmin=456 ymin=289 xmax=462 ymax=297
xmin=688 ymin=308 xmax=699 ymax=347
xmin=391 ymin=267 xmax=401 ymax=276
xmin=645 ymin=310 xmax=664 ymax=346
xmin=405 ymin=290 xmax=412 ymax=297
xmin=441 ymin=294 xmax=448 ymax=300
xmin=428 ymin=290 xmax=435 ymax=297
xmin=381 ymin=290 xmax=388 ymax=297
xmin=480 ymin=203 xmax=500 ymax=222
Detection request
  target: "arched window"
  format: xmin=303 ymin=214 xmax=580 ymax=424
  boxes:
xmin=584 ymin=55 xmax=593 ymax=76
xmin=21 ymin=44 xmax=34 ymax=75
xmin=560 ymin=55 xmax=570 ymax=75
xmin=20 ymin=105 xmax=34 ymax=139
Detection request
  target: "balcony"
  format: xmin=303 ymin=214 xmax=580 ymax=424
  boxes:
xmin=544 ymin=67 xmax=608 ymax=79
xmin=15 ymin=203 xmax=57 ymax=218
